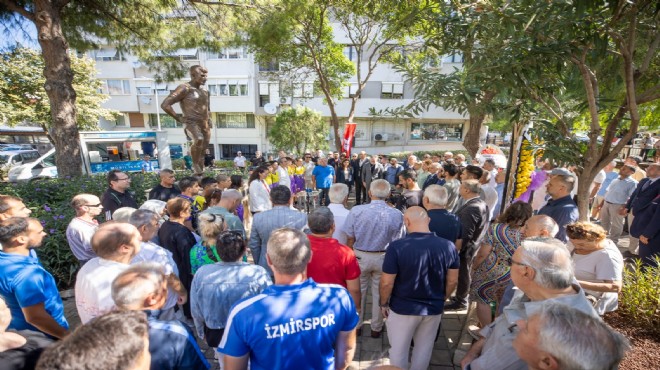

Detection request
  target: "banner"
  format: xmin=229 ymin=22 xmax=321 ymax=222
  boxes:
xmin=342 ymin=122 xmax=357 ymax=155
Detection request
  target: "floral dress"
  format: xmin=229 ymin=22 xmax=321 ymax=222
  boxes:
xmin=470 ymin=223 xmax=522 ymax=305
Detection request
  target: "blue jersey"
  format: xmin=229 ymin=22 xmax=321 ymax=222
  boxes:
xmin=0 ymin=251 xmax=69 ymax=333
xmin=219 ymin=279 xmax=358 ymax=370
xmin=312 ymin=165 xmax=335 ymax=189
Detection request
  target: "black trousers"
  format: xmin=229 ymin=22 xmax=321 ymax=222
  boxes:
xmin=354 ymin=178 xmax=366 ymax=204
xmin=455 ymin=247 xmax=476 ymax=304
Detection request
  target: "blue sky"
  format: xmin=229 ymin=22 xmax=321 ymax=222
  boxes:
xmin=1 ymin=20 xmax=39 ymax=50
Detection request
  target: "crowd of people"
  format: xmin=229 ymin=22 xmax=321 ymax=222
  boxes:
xmin=0 ymin=147 xmax=657 ymax=370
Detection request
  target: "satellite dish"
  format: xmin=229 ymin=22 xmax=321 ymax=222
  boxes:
xmin=264 ymin=103 xmax=277 ymax=115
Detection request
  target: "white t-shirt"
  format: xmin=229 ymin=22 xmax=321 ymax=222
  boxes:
xmin=328 ymin=203 xmax=350 ymax=245
xmin=590 ymin=170 xmax=606 ymax=196
xmin=132 ymin=242 xmax=179 ymax=310
xmin=277 ymin=166 xmax=291 ymax=189
xmin=572 ymin=239 xmax=623 ymax=314
xmin=75 ymin=258 xmax=130 ymax=324
xmin=482 ymin=184 xmax=499 ymax=221
xmin=234 ymin=156 xmax=247 ymax=167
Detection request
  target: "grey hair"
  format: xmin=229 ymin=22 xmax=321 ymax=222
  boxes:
xmin=535 ymin=303 xmax=630 ymax=370
xmin=129 ymin=209 xmax=159 ymax=229
xmin=266 ymin=228 xmax=311 ymax=275
xmin=111 ymin=262 xmax=166 ymax=309
xmin=329 ymin=183 xmax=349 ymax=204
xmin=462 ymin=179 xmax=481 ymax=194
xmin=221 ymin=189 xmax=242 ymax=201
xmin=518 ymin=239 xmax=573 ymax=290
xmin=555 ymin=174 xmax=576 ymax=192
xmin=139 ymin=200 xmax=167 ymax=215
xmin=308 ymin=207 xmax=335 ymax=234
xmin=424 ymin=185 xmax=448 ymax=207
xmin=370 ymin=179 xmax=391 ymax=199
xmin=533 ymin=215 xmax=559 ymax=237
xmin=112 ymin=207 xmax=137 ymax=223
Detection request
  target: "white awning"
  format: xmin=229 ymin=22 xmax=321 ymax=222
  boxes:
xmin=155 ymin=83 xmax=168 ymax=90
xmin=96 ymin=49 xmax=117 ymax=58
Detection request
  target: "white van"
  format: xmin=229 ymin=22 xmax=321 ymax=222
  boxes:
xmin=7 ymin=148 xmax=57 ymax=183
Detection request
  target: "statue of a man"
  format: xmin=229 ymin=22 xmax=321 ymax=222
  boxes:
xmin=161 ymin=65 xmax=210 ymax=174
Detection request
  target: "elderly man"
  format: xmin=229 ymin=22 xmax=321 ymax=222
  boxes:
xmin=234 ymin=151 xmax=247 ymax=170
xmin=219 ymin=228 xmax=358 ymax=370
xmin=353 ymin=151 xmax=369 ymax=205
xmin=202 ymin=189 xmax=246 ymax=238
xmin=443 ymin=152 xmax=454 ymax=163
xmin=625 ymin=163 xmax=660 ymax=257
xmin=112 ymin=263 xmax=210 ymax=370
xmin=328 ymin=183 xmax=350 ymax=244
xmin=344 ymin=179 xmax=405 ymax=338
xmin=361 ymin=155 xmax=384 ymax=203
xmin=312 ymin=157 xmax=335 ymax=206
xmin=0 ymin=217 xmax=69 ymax=339
xmin=75 ymin=222 xmax=142 ymax=323
xmin=129 ymin=210 xmax=187 ymax=321
xmin=422 ymin=162 xmax=443 ymax=190
xmin=66 ymin=194 xmax=103 ymax=265
xmin=538 ymin=174 xmax=579 ymax=243
xmin=379 ymin=207 xmax=459 ymax=370
xmin=446 ymin=179 xmax=489 ymax=311
xmin=512 ymin=303 xmax=629 ymax=370
xmin=306 ymin=207 xmax=361 ymax=311
xmin=101 ymin=169 xmax=138 ymax=221
xmin=453 ymin=165 xmax=484 ymax=212
xmin=277 ymin=157 xmax=291 ymax=190
xmin=597 ymin=165 xmax=637 ymax=244
xmin=460 ymin=239 xmax=598 ymax=370
xmin=148 ymin=169 xmax=180 ymax=201
xmin=423 ymin=185 xmax=462 ymax=248
xmin=249 ymin=186 xmax=308 ymax=277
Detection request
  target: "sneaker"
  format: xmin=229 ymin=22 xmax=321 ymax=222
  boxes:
xmin=444 ymin=300 xmax=468 ymax=311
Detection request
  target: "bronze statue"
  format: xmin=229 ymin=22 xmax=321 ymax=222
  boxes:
xmin=161 ymin=65 xmax=211 ymax=174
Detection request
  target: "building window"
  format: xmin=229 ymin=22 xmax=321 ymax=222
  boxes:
xmin=93 ymin=49 xmax=123 ymax=62
xmin=410 ymin=122 xmax=464 ymax=141
xmin=259 ymin=82 xmax=279 ymax=107
xmin=342 ymin=83 xmax=360 ymax=98
xmin=216 ymin=113 xmax=256 ymax=129
xmin=136 ymin=86 xmax=153 ymax=95
xmin=221 ymin=144 xmax=257 ymax=159
xmin=208 ymin=81 xmax=249 ymax=97
xmin=343 ymin=45 xmax=357 ymax=61
xmin=292 ymin=82 xmax=314 ymax=98
xmin=381 ymin=82 xmax=404 ymax=99
xmin=148 ymin=114 xmax=183 ymax=128
xmin=99 ymin=80 xmax=131 ymax=95
xmin=259 ymin=59 xmax=279 ymax=72
xmin=208 ymin=47 xmax=248 ymax=59
xmin=114 ymin=114 xmax=128 ymax=127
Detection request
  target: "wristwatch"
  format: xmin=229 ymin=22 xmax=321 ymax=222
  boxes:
xmin=379 ymin=302 xmax=389 ymax=308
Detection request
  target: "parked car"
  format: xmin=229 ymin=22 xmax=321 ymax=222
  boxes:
xmin=7 ymin=148 xmax=57 ymax=183
xmin=0 ymin=150 xmax=41 ymax=171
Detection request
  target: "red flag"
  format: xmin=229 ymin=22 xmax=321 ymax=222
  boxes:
xmin=342 ymin=122 xmax=357 ymax=156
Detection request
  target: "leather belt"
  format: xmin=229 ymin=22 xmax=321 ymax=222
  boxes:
xmin=354 ymin=249 xmax=386 ymax=253
xmin=605 ymin=201 xmax=624 ymax=205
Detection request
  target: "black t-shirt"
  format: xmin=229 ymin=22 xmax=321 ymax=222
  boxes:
xmin=0 ymin=330 xmax=54 ymax=370
xmin=148 ymin=184 xmax=182 ymax=202
xmin=158 ymin=220 xmax=197 ymax=317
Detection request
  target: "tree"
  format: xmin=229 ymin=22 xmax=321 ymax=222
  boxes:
xmin=268 ymin=106 xmax=328 ymax=155
xmin=0 ymin=0 xmax=257 ymax=176
xmin=241 ymin=0 xmax=424 ymax=151
xmin=0 ymin=47 xmax=117 ymax=140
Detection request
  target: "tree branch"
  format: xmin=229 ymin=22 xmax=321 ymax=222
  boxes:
xmin=637 ymin=84 xmax=660 ymax=104
xmin=0 ymin=0 xmax=35 ymax=21
xmin=187 ymin=0 xmax=258 ymax=8
xmin=639 ymin=31 xmax=659 ymax=75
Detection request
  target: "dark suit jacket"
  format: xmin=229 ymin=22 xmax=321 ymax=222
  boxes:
xmin=630 ymin=194 xmax=660 ymax=241
xmin=423 ymin=173 xmax=441 ymax=190
xmin=455 ymin=197 xmax=490 ymax=258
xmin=350 ymin=159 xmax=362 ymax=180
xmin=361 ymin=162 xmax=384 ymax=190
xmin=336 ymin=166 xmax=353 ymax=184
xmin=626 ymin=178 xmax=660 ymax=215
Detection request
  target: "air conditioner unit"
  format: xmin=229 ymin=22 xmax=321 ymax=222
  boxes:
xmin=374 ymin=133 xmax=389 ymax=141
xmin=279 ymin=97 xmax=292 ymax=105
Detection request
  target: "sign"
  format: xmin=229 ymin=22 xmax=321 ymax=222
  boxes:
xmin=81 ymin=132 xmax=157 ymax=140
xmin=342 ymin=122 xmax=357 ymax=155
xmin=90 ymin=160 xmax=160 ymax=174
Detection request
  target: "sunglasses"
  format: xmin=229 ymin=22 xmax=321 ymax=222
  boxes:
xmin=86 ymin=203 xmax=102 ymax=208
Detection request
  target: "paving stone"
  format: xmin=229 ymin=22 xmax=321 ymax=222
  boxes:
xmin=442 ymin=318 xmax=463 ymax=331
xmin=429 ymin=348 xmax=452 ymax=366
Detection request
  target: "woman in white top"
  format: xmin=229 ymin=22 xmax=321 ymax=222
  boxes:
xmin=248 ymin=166 xmax=272 ymax=214
xmin=566 ymin=222 xmax=624 ymax=315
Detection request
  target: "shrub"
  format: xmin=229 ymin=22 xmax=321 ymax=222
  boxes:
xmin=618 ymin=257 xmax=660 ymax=336
xmin=388 ymin=150 xmax=472 ymax=161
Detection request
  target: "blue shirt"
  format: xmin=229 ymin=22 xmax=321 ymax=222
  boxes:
xmin=604 ymin=177 xmax=638 ymax=204
xmin=382 ymin=233 xmax=460 ymax=315
xmin=538 ymin=195 xmax=579 ymax=243
xmin=218 ymin=279 xmax=359 ymax=370
xmin=597 ymin=171 xmax=619 ymax=197
xmin=312 ymin=165 xmax=335 ymax=189
xmin=384 ymin=164 xmax=403 ymax=185
xmin=0 ymin=251 xmax=69 ymax=333
xmin=427 ymin=209 xmax=462 ymax=243
xmin=343 ymin=200 xmax=405 ymax=252
xmin=146 ymin=310 xmax=210 ymax=370
xmin=190 ymin=262 xmax=271 ymax=338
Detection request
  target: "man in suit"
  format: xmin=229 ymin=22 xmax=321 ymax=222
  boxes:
xmin=248 ymin=186 xmax=309 ymax=277
xmin=422 ymin=162 xmax=444 ymax=190
xmin=352 ymin=151 xmax=369 ymax=205
xmin=625 ymin=163 xmax=660 ymax=258
xmin=445 ymin=179 xmax=490 ymax=311
xmin=361 ymin=155 xmax=384 ymax=203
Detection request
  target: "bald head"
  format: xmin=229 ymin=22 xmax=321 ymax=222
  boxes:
xmin=404 ymin=206 xmax=430 ymax=233
xmin=91 ymin=222 xmax=141 ymax=260
xmin=647 ymin=163 xmax=660 ymax=178
xmin=522 ymin=215 xmax=559 ymax=239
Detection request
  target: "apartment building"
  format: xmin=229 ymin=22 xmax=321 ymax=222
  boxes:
xmin=91 ymin=30 xmax=468 ymax=159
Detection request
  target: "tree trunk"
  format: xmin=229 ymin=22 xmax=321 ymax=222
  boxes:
xmin=329 ymin=107 xmax=342 ymax=152
xmin=575 ymin=168 xmax=597 ymax=221
xmin=463 ymin=92 xmax=495 ymax=158
xmin=35 ymin=0 xmax=83 ymax=177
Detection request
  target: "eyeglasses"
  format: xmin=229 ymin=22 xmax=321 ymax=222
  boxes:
xmin=86 ymin=203 xmax=102 ymax=208
xmin=115 ymin=177 xmax=130 ymax=181
xmin=507 ymin=257 xmax=528 ymax=268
